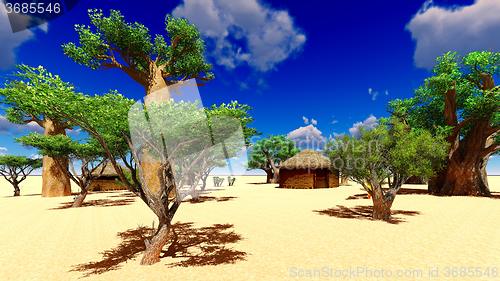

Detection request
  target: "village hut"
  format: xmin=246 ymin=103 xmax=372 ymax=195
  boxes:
xmin=89 ymin=162 xmax=127 ymax=191
xmin=279 ymin=150 xmax=339 ymax=189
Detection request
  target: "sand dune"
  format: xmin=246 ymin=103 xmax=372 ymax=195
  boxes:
xmin=0 ymin=176 xmax=499 ymax=281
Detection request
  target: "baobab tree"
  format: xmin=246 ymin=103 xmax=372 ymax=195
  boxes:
xmin=0 ymin=65 xmax=75 ymax=197
xmin=0 ymin=155 xmax=42 ymax=196
xmin=63 ymin=9 xmax=216 ymax=211
xmin=63 ymin=9 xmax=213 ymax=97
xmin=390 ymin=51 xmax=499 ymax=196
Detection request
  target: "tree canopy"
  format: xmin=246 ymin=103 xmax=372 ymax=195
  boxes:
xmin=248 ymin=135 xmax=299 ymax=183
xmin=326 ymin=119 xmax=448 ymax=220
xmin=0 ymin=155 xmax=42 ymax=196
xmin=63 ymin=9 xmax=213 ymax=94
xmin=389 ymin=51 xmax=499 ymax=195
xmin=0 ymin=65 xmax=75 ymax=129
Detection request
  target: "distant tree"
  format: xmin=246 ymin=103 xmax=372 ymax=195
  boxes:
xmin=18 ymin=134 xmax=109 ymax=207
xmin=193 ymin=102 xmax=258 ymax=192
xmin=390 ymin=51 xmax=499 ymax=196
xmin=327 ymin=119 xmax=448 ymax=220
xmin=63 ymin=9 xmax=213 ymax=96
xmin=0 ymin=65 xmax=76 ymax=197
xmin=248 ymin=135 xmax=299 ymax=183
xmin=0 ymin=155 xmax=42 ymax=196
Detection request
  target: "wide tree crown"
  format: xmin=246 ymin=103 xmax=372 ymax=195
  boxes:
xmin=0 ymin=65 xmax=76 ymax=127
xmin=389 ymin=51 xmax=499 ymax=139
xmin=62 ymin=9 xmax=214 ymax=85
xmin=248 ymin=135 xmax=299 ymax=169
xmin=0 ymin=155 xmax=42 ymax=169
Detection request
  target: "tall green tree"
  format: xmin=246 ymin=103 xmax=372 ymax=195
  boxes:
xmin=25 ymin=77 xmax=250 ymax=265
xmin=63 ymin=9 xmax=213 ymax=96
xmin=0 ymin=155 xmax=42 ymax=196
xmin=327 ymin=119 xmax=448 ymax=220
xmin=0 ymin=65 xmax=76 ymax=197
xmin=390 ymin=51 xmax=499 ymax=196
xmin=18 ymin=134 xmax=109 ymax=207
xmin=248 ymin=135 xmax=299 ymax=183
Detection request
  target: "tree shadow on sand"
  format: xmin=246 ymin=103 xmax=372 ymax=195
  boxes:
xmin=50 ymin=198 xmax=135 ymax=210
xmin=315 ymin=205 xmax=420 ymax=224
xmin=107 ymin=192 xmax=138 ymax=198
xmin=346 ymin=188 xmax=429 ymax=200
xmin=185 ymin=196 xmax=237 ymax=204
xmin=71 ymin=222 xmax=246 ymax=277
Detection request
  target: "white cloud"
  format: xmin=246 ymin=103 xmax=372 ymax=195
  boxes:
xmin=0 ymin=4 xmax=47 ymax=69
xmin=0 ymin=147 xmax=7 ymax=155
xmin=407 ymin=0 xmax=500 ymax=69
xmin=368 ymin=88 xmax=379 ymax=101
xmin=302 ymin=116 xmax=309 ymax=125
xmin=0 ymin=115 xmax=44 ymax=134
xmin=349 ymin=115 xmax=378 ymax=138
xmin=173 ymin=0 xmax=306 ymax=71
xmin=287 ymin=124 xmax=326 ymax=150
xmin=310 ymin=118 xmax=317 ymax=126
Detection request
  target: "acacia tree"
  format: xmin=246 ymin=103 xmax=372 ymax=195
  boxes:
xmin=0 ymin=155 xmax=42 ymax=196
xmin=390 ymin=51 xmax=499 ymax=196
xmin=63 ymin=9 xmax=213 ymax=96
xmin=248 ymin=135 xmax=299 ymax=183
xmin=0 ymin=65 xmax=76 ymax=197
xmin=194 ymin=102 xmax=258 ymax=191
xmin=17 ymin=134 xmax=109 ymax=207
xmin=327 ymin=119 xmax=447 ymax=220
xmin=28 ymin=78 xmax=248 ymax=264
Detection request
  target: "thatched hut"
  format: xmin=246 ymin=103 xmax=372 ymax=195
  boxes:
xmin=279 ymin=150 xmax=339 ymax=189
xmin=89 ymin=162 xmax=127 ymax=191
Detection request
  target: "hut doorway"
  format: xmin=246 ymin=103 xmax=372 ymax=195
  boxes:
xmin=314 ymin=171 xmax=329 ymax=188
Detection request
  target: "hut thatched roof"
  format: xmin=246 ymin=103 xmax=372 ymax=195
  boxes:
xmin=281 ymin=150 xmax=331 ymax=170
xmin=92 ymin=161 xmax=120 ymax=177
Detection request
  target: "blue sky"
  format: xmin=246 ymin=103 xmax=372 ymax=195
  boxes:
xmin=0 ymin=0 xmax=499 ymax=174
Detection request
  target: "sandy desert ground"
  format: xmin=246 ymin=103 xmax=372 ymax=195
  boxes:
xmin=0 ymin=176 xmax=499 ymax=281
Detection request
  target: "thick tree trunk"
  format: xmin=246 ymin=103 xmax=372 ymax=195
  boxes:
xmin=428 ymin=76 xmax=496 ymax=197
xmin=140 ymin=223 xmax=171 ymax=265
xmin=13 ymin=182 xmax=20 ymax=196
xmin=145 ymin=68 xmax=170 ymax=98
xmin=270 ymin=168 xmax=279 ymax=183
xmin=141 ymin=70 xmax=172 ymax=196
xmin=429 ymin=119 xmax=492 ymax=196
xmin=265 ymin=169 xmax=273 ymax=183
xmin=41 ymin=119 xmax=71 ymax=197
xmin=371 ymin=187 xmax=394 ymax=220
xmin=432 ymin=158 xmax=490 ymax=196
xmin=71 ymin=189 xmax=88 ymax=208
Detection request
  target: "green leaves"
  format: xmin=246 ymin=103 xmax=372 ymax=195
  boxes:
xmin=0 ymin=155 xmax=42 ymax=170
xmin=389 ymin=51 xmax=499 ymax=137
xmin=62 ymin=9 xmax=214 ymax=87
xmin=248 ymin=135 xmax=299 ymax=169
xmin=326 ymin=119 xmax=448 ymax=190
xmin=17 ymin=133 xmax=105 ymax=160
xmin=0 ymin=65 xmax=77 ymax=127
